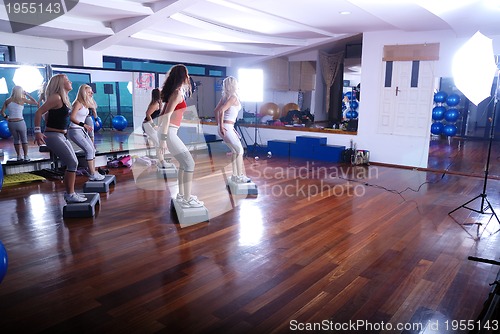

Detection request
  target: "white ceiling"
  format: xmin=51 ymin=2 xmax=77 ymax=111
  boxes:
xmin=1 ymin=0 xmax=500 ymax=62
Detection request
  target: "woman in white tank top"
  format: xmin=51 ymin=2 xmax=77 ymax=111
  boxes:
xmin=1 ymin=85 xmax=38 ymax=161
xmin=214 ymin=76 xmax=251 ymax=183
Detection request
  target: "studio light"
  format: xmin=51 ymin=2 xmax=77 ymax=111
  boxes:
xmin=238 ymin=68 xmax=264 ymax=153
xmin=238 ymin=68 xmax=263 ymax=103
xmin=13 ymin=66 xmax=44 ymax=93
xmin=449 ymin=30 xmax=500 ymax=238
xmin=452 ymin=31 xmax=497 ymax=106
xmin=0 ymin=77 xmax=8 ymax=94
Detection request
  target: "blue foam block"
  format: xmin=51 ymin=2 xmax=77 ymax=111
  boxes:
xmin=313 ymin=145 xmax=346 ymax=162
xmin=267 ymin=140 xmax=294 ymax=157
xmin=295 ymin=136 xmax=327 ymax=147
xmin=290 ymin=142 xmax=315 ymax=159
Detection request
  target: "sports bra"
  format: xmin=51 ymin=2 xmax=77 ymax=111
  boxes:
xmin=223 ymin=100 xmax=241 ymax=122
xmin=169 ymin=100 xmax=187 ymax=127
xmin=46 ymin=104 xmax=70 ymax=130
xmin=6 ymin=102 xmax=24 ymax=119
xmin=69 ymin=106 xmax=89 ymax=128
xmin=143 ymin=108 xmax=160 ymax=122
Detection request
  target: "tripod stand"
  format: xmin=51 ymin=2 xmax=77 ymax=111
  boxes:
xmin=449 ymin=74 xmax=500 ymax=237
xmin=249 ymin=102 xmax=261 ymax=154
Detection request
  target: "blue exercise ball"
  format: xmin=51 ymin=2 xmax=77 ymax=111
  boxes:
xmin=0 ymin=241 xmax=7 ymax=284
xmin=0 ymin=120 xmax=11 ymax=139
xmin=346 ymin=111 xmax=354 ymax=119
xmin=431 ymin=122 xmax=444 ymax=135
xmin=443 ymin=124 xmax=457 ymax=137
xmin=446 ymin=94 xmax=461 ymax=107
xmin=444 ymin=108 xmax=460 ymax=123
xmin=434 ymin=91 xmax=447 ymax=103
xmin=432 ymin=106 xmax=446 ymax=121
xmin=350 ymin=111 xmax=359 ymax=119
xmin=94 ymin=116 xmax=103 ymax=132
xmin=350 ymin=100 xmax=359 ymax=110
xmin=112 ymin=115 xmax=128 ymax=131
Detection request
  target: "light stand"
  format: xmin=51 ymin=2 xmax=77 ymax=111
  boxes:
xmin=238 ymin=68 xmax=263 ymax=154
xmin=448 ymin=73 xmax=500 ymax=237
xmin=101 ymin=83 xmax=114 ymax=129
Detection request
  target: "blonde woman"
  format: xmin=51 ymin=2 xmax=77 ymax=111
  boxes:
xmin=84 ymin=85 xmax=98 ymax=145
xmin=68 ymin=84 xmax=105 ymax=181
xmin=33 ymin=74 xmax=86 ymax=203
xmin=1 ymin=86 xmax=38 ymax=161
xmin=214 ymin=76 xmax=250 ymax=183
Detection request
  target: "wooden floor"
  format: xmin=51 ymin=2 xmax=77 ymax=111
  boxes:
xmin=1 ymin=131 xmax=500 ymax=333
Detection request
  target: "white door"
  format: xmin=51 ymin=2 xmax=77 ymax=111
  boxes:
xmin=378 ymin=61 xmax=435 ymax=137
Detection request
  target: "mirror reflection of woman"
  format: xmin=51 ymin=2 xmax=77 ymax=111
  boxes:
xmin=84 ymin=85 xmax=99 ymax=146
xmin=157 ymin=64 xmax=204 ymax=208
xmin=142 ymin=88 xmax=169 ymax=166
xmin=1 ymin=85 xmax=38 ymax=161
xmin=68 ymin=84 xmax=105 ymax=182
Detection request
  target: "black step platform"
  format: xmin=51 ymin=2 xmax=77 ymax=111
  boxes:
xmin=83 ymin=175 xmax=116 ymax=193
xmin=63 ymin=193 xmax=100 ymax=218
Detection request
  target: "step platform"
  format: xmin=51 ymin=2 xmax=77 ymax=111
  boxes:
xmin=227 ymin=177 xmax=258 ymax=196
xmin=157 ymin=162 xmax=178 ymax=178
xmin=171 ymin=199 xmax=209 ymax=228
xmin=63 ymin=193 xmax=100 ymax=218
xmin=83 ymin=175 xmax=116 ymax=193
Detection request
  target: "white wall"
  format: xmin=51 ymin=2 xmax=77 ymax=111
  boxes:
xmin=0 ymin=32 xmax=69 ymax=65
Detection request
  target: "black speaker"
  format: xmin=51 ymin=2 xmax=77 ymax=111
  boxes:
xmin=103 ymin=84 xmax=113 ymax=94
xmin=89 ymin=83 xmax=96 ymax=93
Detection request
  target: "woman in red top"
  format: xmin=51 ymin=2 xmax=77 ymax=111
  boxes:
xmin=157 ymin=64 xmax=203 ymax=208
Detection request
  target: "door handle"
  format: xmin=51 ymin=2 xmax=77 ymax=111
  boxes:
xmin=395 ymin=86 xmax=400 ymax=96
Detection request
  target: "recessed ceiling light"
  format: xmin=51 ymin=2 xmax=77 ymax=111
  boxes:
xmin=339 ymin=11 xmax=351 ymax=15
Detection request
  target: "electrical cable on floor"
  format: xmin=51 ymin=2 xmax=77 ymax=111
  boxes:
xmin=336 ymin=160 xmax=454 ymax=203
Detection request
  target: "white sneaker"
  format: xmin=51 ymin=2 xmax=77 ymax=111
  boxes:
xmin=236 ymin=175 xmax=251 ymax=183
xmin=75 ymin=193 xmax=87 ymax=200
xmin=230 ymin=175 xmax=238 ymax=182
xmin=24 ymin=155 xmax=30 ymax=162
xmin=89 ymin=173 xmax=105 ymax=181
xmin=64 ymin=192 xmax=87 ymax=203
xmin=175 ymin=193 xmax=184 ymax=202
xmin=181 ymin=196 xmax=204 ymax=208
xmin=158 ymin=160 xmax=175 ymax=169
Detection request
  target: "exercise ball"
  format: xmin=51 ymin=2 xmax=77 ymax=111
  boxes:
xmin=346 ymin=111 xmax=354 ymax=119
xmin=434 ymin=91 xmax=448 ymax=103
xmin=94 ymin=116 xmax=103 ymax=132
xmin=443 ymin=124 xmax=457 ymax=137
xmin=432 ymin=106 xmax=446 ymax=121
xmin=350 ymin=111 xmax=359 ymax=119
xmin=444 ymin=108 xmax=460 ymax=122
xmin=446 ymin=94 xmax=461 ymax=107
xmin=344 ymin=91 xmax=356 ymax=101
xmin=0 ymin=120 xmax=11 ymax=139
xmin=350 ymin=100 xmax=359 ymax=110
xmin=431 ymin=122 xmax=444 ymax=135
xmin=0 ymin=241 xmax=7 ymax=284
xmin=112 ymin=115 xmax=128 ymax=131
